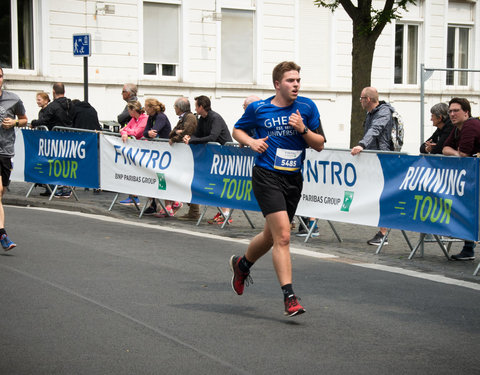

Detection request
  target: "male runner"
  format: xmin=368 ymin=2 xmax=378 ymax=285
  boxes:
xmin=230 ymin=61 xmax=325 ymax=316
xmin=0 ymin=67 xmax=28 ymax=250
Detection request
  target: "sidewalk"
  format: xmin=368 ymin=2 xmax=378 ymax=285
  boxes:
xmin=5 ymin=181 xmax=480 ymax=284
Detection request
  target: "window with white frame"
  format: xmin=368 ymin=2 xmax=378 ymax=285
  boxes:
xmin=0 ymin=0 xmax=35 ymax=70
xmin=394 ymin=24 xmax=418 ymax=85
xmin=446 ymin=26 xmax=470 ymax=86
xmin=143 ymin=2 xmax=179 ymax=77
xmin=221 ymin=8 xmax=254 ymax=83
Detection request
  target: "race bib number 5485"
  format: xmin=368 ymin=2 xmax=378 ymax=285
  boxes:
xmin=274 ymin=148 xmax=302 ymax=171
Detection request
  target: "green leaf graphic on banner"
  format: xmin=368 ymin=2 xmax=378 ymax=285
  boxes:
xmin=341 ymin=191 xmax=354 ymax=212
xmin=157 ymin=173 xmax=166 ymax=190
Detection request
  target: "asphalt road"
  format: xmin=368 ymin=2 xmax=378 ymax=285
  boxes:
xmin=1 ymin=206 xmax=479 ymax=375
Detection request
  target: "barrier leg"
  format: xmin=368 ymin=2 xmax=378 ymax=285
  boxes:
xmin=132 ymin=197 xmax=140 ymax=211
xmin=49 ymin=185 xmax=59 ymax=201
xmin=408 ymin=234 xmax=426 ymax=259
xmin=139 ymin=199 xmax=151 ymax=218
xmin=242 ymin=210 xmax=255 ymax=229
xmin=70 ymin=187 xmax=79 ymax=201
xmin=375 ymin=228 xmax=391 ymax=255
xmin=221 ymin=209 xmax=233 ymax=229
xmin=196 ymin=206 xmax=208 ymax=226
xmin=401 ymin=230 xmax=414 ymax=251
xmin=473 ymin=262 xmax=480 ymax=276
xmin=303 ymin=219 xmax=319 ymax=243
xmin=433 ymin=235 xmax=451 ymax=260
xmin=156 ymin=200 xmax=167 ymax=216
xmin=296 ymin=216 xmax=308 ymax=232
xmin=26 ymin=183 xmax=36 ymax=198
xmin=108 ymin=193 xmax=119 ymax=211
xmin=327 ymin=220 xmax=342 ymax=243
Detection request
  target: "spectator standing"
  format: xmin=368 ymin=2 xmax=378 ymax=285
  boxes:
xmin=171 ymin=97 xmax=200 ymax=221
xmin=71 ymin=99 xmax=101 ymax=131
xmin=442 ymin=97 xmax=480 ymax=261
xmin=118 ymin=83 xmax=138 ymax=126
xmin=183 ymin=95 xmax=233 ymax=224
xmin=229 ymin=61 xmax=325 ymax=316
xmin=351 ymin=87 xmax=395 ymax=246
xmin=119 ymin=101 xmax=148 ymax=206
xmin=0 ymin=66 xmax=28 ymax=251
xmin=420 ymin=103 xmax=454 ymax=154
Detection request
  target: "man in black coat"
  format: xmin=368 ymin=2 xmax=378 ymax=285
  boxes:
xmin=71 ymin=100 xmax=101 ymax=131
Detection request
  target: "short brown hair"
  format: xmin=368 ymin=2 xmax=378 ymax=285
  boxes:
xmin=272 ymin=61 xmax=301 ymax=86
xmin=145 ymin=98 xmax=165 ymax=113
xmin=194 ymin=95 xmax=211 ymax=112
xmin=36 ymin=91 xmax=50 ymax=103
xmin=449 ymin=97 xmax=471 ymax=117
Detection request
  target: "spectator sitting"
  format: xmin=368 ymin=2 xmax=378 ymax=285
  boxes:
xmin=30 ymin=92 xmax=54 ymax=196
xmin=30 ymin=91 xmax=50 ymax=129
xmin=172 ymin=97 xmax=200 ymax=221
xmin=71 ymin=99 xmax=101 ymax=131
xmin=442 ymin=97 xmax=480 ymax=261
xmin=118 ymin=83 xmax=138 ymax=126
xmin=119 ymin=101 xmax=148 ymax=206
xmin=143 ymin=98 xmax=171 ymax=140
xmin=183 ymin=95 xmax=233 ymax=225
xmin=169 ymin=97 xmax=197 ymax=145
xmin=120 ymin=101 xmax=148 ymax=142
xmin=141 ymin=98 xmax=176 ymax=216
xmin=420 ymin=102 xmax=454 ymax=154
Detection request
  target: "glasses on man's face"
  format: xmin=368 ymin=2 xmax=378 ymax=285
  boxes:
xmin=448 ymin=108 xmax=462 ymax=114
xmin=359 ymin=97 xmax=367 ymax=102
xmin=122 ymin=90 xmax=128 ymax=93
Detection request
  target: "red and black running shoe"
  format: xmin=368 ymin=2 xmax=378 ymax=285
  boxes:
xmin=284 ymin=294 xmax=306 ymax=317
xmin=229 ymin=255 xmax=252 ymax=295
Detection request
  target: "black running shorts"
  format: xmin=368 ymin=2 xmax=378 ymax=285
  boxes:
xmin=0 ymin=157 xmax=12 ymax=187
xmin=252 ymin=165 xmax=302 ymax=222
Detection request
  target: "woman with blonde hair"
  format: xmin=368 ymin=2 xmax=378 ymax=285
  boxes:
xmin=143 ymin=98 xmax=171 ymax=139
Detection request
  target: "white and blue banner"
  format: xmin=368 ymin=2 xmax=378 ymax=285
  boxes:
xmin=100 ymin=135 xmax=193 ymax=203
xmin=13 ymin=132 xmax=480 ymax=241
xmin=21 ymin=129 xmax=99 ymax=188
xmin=299 ymin=149 xmax=479 ymax=241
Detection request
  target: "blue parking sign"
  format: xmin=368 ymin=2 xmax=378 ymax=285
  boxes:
xmin=73 ymin=34 xmax=91 ymax=56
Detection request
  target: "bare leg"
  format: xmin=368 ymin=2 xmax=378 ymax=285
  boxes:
xmin=379 ymin=227 xmax=387 ymax=235
xmin=245 ymin=210 xmax=292 ymax=286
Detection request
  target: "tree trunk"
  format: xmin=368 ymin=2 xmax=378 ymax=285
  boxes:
xmin=349 ymin=25 xmax=377 ymax=147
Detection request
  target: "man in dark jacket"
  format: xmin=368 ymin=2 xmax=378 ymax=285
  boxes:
xmin=442 ymin=97 xmax=480 ymax=261
xmin=183 ymin=95 xmax=232 ymax=145
xmin=71 ymin=100 xmax=101 ymax=131
xmin=31 ymin=82 xmax=73 ymax=130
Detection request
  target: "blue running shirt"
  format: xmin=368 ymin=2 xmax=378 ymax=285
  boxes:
xmin=234 ymin=95 xmax=320 ymax=174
